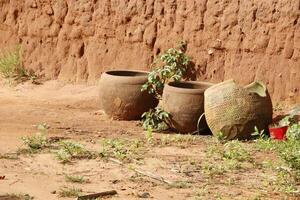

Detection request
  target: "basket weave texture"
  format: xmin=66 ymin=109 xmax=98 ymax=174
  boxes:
xmin=204 ymin=80 xmax=273 ymax=139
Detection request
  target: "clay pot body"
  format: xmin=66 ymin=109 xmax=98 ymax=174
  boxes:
xmin=204 ymin=80 xmax=273 ymax=140
xmin=162 ymin=81 xmax=213 ymax=133
xmin=99 ymin=70 xmax=158 ymax=120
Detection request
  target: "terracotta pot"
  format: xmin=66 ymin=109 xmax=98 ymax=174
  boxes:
xmin=269 ymin=126 xmax=288 ymax=140
xmin=204 ymin=80 xmax=273 ymax=140
xmin=99 ymin=70 xmax=158 ymax=120
xmin=162 ymin=81 xmax=213 ymax=133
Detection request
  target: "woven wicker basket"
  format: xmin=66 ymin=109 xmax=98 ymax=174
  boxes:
xmin=204 ymin=80 xmax=273 ymax=139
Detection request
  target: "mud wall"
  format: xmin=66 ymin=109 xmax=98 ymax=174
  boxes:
xmin=0 ymin=0 xmax=299 ymax=103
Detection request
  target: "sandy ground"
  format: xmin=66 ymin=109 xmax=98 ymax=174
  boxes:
xmin=0 ymin=80 xmax=194 ymax=200
xmin=0 ymin=80 xmax=298 ymax=200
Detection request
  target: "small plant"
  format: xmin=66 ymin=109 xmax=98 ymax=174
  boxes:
xmin=141 ymin=41 xmax=192 ymax=132
xmin=65 ymin=174 xmax=86 ymax=183
xmin=254 ymin=121 xmax=300 ymax=194
xmin=278 ymin=140 xmax=300 ymax=175
xmin=1 ymin=193 xmax=34 ymax=200
xmin=21 ymin=123 xmax=48 ymax=153
xmin=0 ymin=46 xmax=24 ymax=78
xmin=141 ymin=41 xmax=191 ymax=99
xmin=58 ymin=186 xmax=82 ymax=198
xmin=272 ymin=167 xmax=299 ymax=195
xmin=99 ymin=139 xmax=144 ymax=162
xmin=56 ymin=141 xmax=94 ymax=163
xmin=201 ymin=161 xmax=228 ymax=176
xmin=0 ymin=153 xmax=18 ymax=160
xmin=144 ymin=129 xmax=154 ymax=144
xmin=168 ymin=181 xmax=192 ymax=189
xmin=0 ymin=46 xmax=38 ymax=83
xmin=252 ymin=126 xmax=266 ymax=139
xmin=286 ymin=122 xmax=300 ymax=140
xmin=202 ymin=140 xmax=252 ymax=177
xmin=141 ymin=107 xmax=170 ymax=131
xmin=222 ymin=140 xmax=251 ymax=162
xmin=215 ymin=131 xmax=227 ymax=142
xmin=194 ymin=186 xmax=209 ymax=199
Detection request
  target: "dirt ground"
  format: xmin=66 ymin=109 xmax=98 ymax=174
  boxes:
xmin=0 ymin=80 xmax=298 ymax=200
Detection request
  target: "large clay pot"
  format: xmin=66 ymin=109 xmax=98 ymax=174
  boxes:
xmin=204 ymin=79 xmax=273 ymax=140
xmin=99 ymin=70 xmax=158 ymax=120
xmin=162 ymin=81 xmax=213 ymax=133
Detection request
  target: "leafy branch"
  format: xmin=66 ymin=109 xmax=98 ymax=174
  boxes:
xmin=141 ymin=41 xmax=192 ymax=99
xmin=141 ymin=107 xmax=170 ymax=131
xmin=141 ymin=41 xmax=192 ymax=131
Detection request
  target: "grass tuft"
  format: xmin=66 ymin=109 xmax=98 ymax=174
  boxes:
xmin=55 ymin=140 xmax=95 ymax=163
xmin=99 ymin=138 xmax=144 ymax=162
xmin=0 ymin=193 xmax=34 ymax=200
xmin=0 ymin=46 xmax=23 ymax=78
xmin=168 ymin=181 xmax=192 ymax=189
xmin=254 ymin=122 xmax=300 ymax=195
xmin=58 ymin=187 xmax=82 ymax=198
xmin=0 ymin=46 xmax=37 ymax=82
xmin=20 ymin=124 xmax=48 ymax=153
xmin=65 ymin=174 xmax=87 ymax=183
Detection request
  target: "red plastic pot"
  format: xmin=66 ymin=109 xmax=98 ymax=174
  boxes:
xmin=269 ymin=126 xmax=288 ymax=140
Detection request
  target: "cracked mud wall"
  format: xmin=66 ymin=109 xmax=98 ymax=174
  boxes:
xmin=0 ymin=0 xmax=299 ymax=103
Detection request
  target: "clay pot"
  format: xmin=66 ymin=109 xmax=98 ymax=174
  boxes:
xmin=99 ymin=70 xmax=158 ymax=120
xmin=204 ymin=79 xmax=273 ymax=140
xmin=162 ymin=81 xmax=213 ymax=133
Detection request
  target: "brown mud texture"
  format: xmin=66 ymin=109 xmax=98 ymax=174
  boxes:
xmin=0 ymin=0 xmax=299 ymax=103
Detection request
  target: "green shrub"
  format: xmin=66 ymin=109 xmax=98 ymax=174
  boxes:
xmin=287 ymin=122 xmax=300 ymax=140
xmin=141 ymin=107 xmax=170 ymax=131
xmin=21 ymin=124 xmax=48 ymax=153
xmin=99 ymin=139 xmax=144 ymax=162
xmin=65 ymin=174 xmax=86 ymax=183
xmin=58 ymin=187 xmax=82 ymax=197
xmin=141 ymin=42 xmax=192 ymax=132
xmin=0 ymin=46 xmax=25 ymax=78
xmin=141 ymin=41 xmax=191 ymax=99
xmin=56 ymin=141 xmax=94 ymax=163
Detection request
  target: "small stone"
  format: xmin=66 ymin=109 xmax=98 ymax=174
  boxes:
xmin=94 ymin=110 xmax=105 ymax=115
xmin=208 ymin=49 xmax=214 ymax=55
xmin=31 ymin=1 xmax=37 ymax=8
xmin=46 ymin=5 xmax=54 ymax=15
xmin=51 ymin=190 xmax=56 ymax=194
xmin=137 ymin=192 xmax=150 ymax=198
xmin=212 ymin=39 xmax=222 ymax=49
xmin=89 ymin=139 xmax=96 ymax=144
xmin=111 ymin=179 xmax=119 ymax=184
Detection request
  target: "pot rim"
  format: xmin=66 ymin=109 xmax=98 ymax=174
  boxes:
xmin=164 ymin=81 xmax=214 ymax=94
xmin=100 ymin=69 xmax=149 ymax=84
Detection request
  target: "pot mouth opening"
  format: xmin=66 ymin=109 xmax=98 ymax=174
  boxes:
xmin=168 ymin=81 xmax=211 ymax=89
xmin=106 ymin=70 xmax=148 ymax=77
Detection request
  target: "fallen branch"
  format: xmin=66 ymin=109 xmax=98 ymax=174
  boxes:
xmin=77 ymin=190 xmax=117 ymax=200
xmin=133 ymin=168 xmax=173 ymax=185
xmin=9 ymin=179 xmax=20 ymax=186
xmin=108 ymin=158 xmax=174 ymax=185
